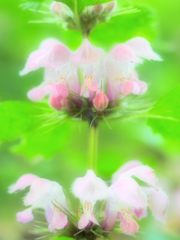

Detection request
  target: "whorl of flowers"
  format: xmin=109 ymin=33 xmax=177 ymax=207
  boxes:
xmin=9 ymin=161 xmax=168 ymax=238
xmin=20 ymin=37 xmax=161 ymax=126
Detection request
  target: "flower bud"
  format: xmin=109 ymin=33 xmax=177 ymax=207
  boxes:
xmin=50 ymin=1 xmax=62 ymax=15
xmin=93 ymin=92 xmax=109 ymax=111
xmin=103 ymin=1 xmax=116 ymax=14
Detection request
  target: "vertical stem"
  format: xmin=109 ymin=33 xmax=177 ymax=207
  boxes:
xmin=88 ymin=126 xmax=98 ymax=172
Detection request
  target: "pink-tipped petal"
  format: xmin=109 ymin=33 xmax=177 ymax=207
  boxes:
xmin=8 ymin=174 xmax=38 ymax=193
xmin=111 ymin=44 xmax=138 ymax=63
xmin=16 ymin=209 xmax=34 ymax=224
xmin=48 ymin=83 xmax=69 ymax=98
xmin=127 ymin=37 xmax=162 ymax=61
xmin=119 ymin=212 xmax=139 ymax=235
xmin=78 ymin=213 xmax=98 ymax=229
xmin=119 ymin=80 xmax=147 ymax=96
xmin=110 ymin=177 xmax=147 ymax=210
xmin=93 ymin=92 xmax=109 ymax=111
xmin=27 ymin=86 xmax=48 ymax=101
xmin=20 ymin=39 xmax=71 ymax=75
xmin=78 ymin=214 xmax=91 ymax=229
xmin=46 ymin=207 xmax=68 ymax=232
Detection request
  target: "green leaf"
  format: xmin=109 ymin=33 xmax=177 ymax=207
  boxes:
xmin=148 ymin=86 xmax=180 ymax=140
xmin=90 ymin=4 xmax=156 ymax=48
xmin=0 ymin=101 xmax=41 ymax=141
xmin=0 ymin=101 xmax=73 ymax=159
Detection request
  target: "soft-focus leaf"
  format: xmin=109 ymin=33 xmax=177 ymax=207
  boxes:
xmin=0 ymin=101 xmax=73 ymax=158
xmin=148 ymin=86 xmax=180 ymax=139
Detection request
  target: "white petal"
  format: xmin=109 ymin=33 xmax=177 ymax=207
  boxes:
xmin=72 ymin=170 xmax=108 ymax=203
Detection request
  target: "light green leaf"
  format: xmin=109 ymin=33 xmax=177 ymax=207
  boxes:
xmin=0 ymin=101 xmax=73 ymax=158
xmin=148 ymin=86 xmax=180 ymax=139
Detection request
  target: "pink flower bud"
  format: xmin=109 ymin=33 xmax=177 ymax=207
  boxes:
xmin=50 ymin=1 xmax=62 ymax=15
xmin=50 ymin=95 xmax=66 ymax=110
xmin=93 ymin=92 xmax=109 ymax=111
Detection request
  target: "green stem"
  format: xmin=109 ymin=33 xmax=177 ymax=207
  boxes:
xmin=88 ymin=126 xmax=98 ymax=172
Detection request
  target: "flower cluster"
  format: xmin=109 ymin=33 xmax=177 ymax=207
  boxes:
xmin=21 ymin=37 xmax=161 ymax=126
xmin=9 ymin=161 xmax=167 ymax=238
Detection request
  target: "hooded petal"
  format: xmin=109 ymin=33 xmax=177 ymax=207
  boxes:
xmin=8 ymin=174 xmax=38 ymax=193
xmin=20 ymin=39 xmax=71 ymax=75
xmin=127 ymin=37 xmax=162 ymax=61
xmin=73 ymin=40 xmax=104 ymax=65
xmin=112 ymin=161 xmax=158 ymax=187
xmin=72 ymin=170 xmax=108 ymax=203
xmin=109 ymin=176 xmax=147 ymax=210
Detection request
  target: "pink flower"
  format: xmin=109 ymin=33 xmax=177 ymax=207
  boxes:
xmin=72 ymin=170 xmax=108 ymax=229
xmin=104 ymin=161 xmax=168 ymax=235
xmin=9 ymin=161 xmax=167 ymax=236
xmin=9 ymin=174 xmax=68 ymax=232
xmin=21 ymin=37 xmax=161 ymax=118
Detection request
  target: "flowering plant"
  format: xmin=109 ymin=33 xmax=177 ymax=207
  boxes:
xmin=5 ymin=0 xmax=174 ymax=239
xmin=9 ymin=161 xmax=167 ymax=239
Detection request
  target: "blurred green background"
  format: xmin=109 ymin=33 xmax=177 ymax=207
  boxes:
xmin=0 ymin=0 xmax=180 ymax=239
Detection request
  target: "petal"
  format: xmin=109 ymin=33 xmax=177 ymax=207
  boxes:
xmin=73 ymin=40 xmax=104 ymax=64
xmin=20 ymin=38 xmax=71 ymax=75
xmin=16 ymin=209 xmax=34 ymax=224
xmin=24 ymin=178 xmax=66 ymax=210
xmin=78 ymin=213 xmax=98 ymax=229
xmin=111 ymin=44 xmax=138 ymax=63
xmin=8 ymin=174 xmax=38 ymax=193
xmin=119 ymin=212 xmax=139 ymax=235
xmin=72 ymin=170 xmax=108 ymax=203
xmin=109 ymin=176 xmax=147 ymax=210
xmin=27 ymin=86 xmax=48 ymax=101
xmin=113 ymin=161 xmax=141 ymax=179
xmin=103 ymin=206 xmax=118 ymax=230
xmin=113 ymin=161 xmax=158 ymax=188
xmin=48 ymin=83 xmax=69 ymax=98
xmin=127 ymin=37 xmax=162 ymax=61
xmin=46 ymin=206 xmax=68 ymax=232
xmin=78 ymin=214 xmax=91 ymax=229
xmin=148 ymin=188 xmax=168 ymax=222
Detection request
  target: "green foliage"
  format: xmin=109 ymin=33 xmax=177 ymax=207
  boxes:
xmin=0 ymin=101 xmax=73 ymax=158
xmin=148 ymin=86 xmax=180 ymax=140
xmin=91 ymin=4 xmax=156 ymax=47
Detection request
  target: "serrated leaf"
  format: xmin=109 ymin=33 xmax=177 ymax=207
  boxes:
xmin=148 ymin=86 xmax=180 ymax=140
